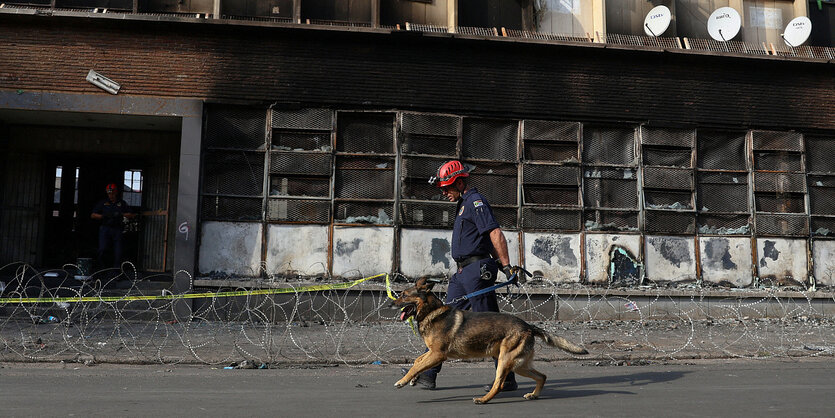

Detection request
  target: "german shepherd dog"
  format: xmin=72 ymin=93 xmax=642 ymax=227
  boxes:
xmin=393 ymin=278 xmax=588 ymax=404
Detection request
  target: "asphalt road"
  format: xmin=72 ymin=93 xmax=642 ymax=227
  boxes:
xmin=1 ymin=359 xmax=833 ymax=417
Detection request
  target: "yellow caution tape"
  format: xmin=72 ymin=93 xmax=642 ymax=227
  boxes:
xmin=385 ymin=273 xmax=417 ymax=335
xmin=0 ymin=273 xmax=386 ymax=304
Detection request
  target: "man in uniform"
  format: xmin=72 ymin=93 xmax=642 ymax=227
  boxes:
xmin=409 ymin=160 xmax=521 ymax=391
xmin=91 ymin=183 xmax=136 ymax=268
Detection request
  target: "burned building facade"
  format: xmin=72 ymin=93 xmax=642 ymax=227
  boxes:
xmin=1 ymin=0 xmax=834 ymax=289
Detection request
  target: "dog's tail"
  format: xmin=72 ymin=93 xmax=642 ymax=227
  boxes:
xmin=532 ymin=326 xmax=588 ymax=354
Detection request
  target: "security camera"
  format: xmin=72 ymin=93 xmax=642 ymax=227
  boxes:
xmin=86 ymin=70 xmax=120 ymax=95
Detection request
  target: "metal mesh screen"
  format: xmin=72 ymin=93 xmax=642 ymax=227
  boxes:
xmin=201 ymin=196 xmax=262 ymax=221
xmin=492 ymin=206 xmax=519 ymax=230
xmin=641 ymin=127 xmax=694 ymax=147
xmin=336 ymin=112 xmax=394 ymax=153
xmin=643 ymin=147 xmax=692 ymax=168
xmin=643 ymin=167 xmax=694 ymax=190
xmin=754 ymin=172 xmax=806 ymax=193
xmin=205 ymin=105 xmax=267 ymax=150
xmin=697 ymin=131 xmax=747 ymax=170
xmin=202 ymin=151 xmax=264 ymax=196
xmin=335 ymin=156 xmax=394 ymax=199
xmin=267 ymin=199 xmax=330 ymax=223
xmin=270 ymin=176 xmax=329 ymax=197
xmin=270 ymin=152 xmax=332 ymax=176
xmin=334 ymin=202 xmax=394 ymax=224
xmin=524 ymin=142 xmax=579 ymax=163
xmin=466 ymin=162 xmax=517 ymax=205
xmin=645 ymin=210 xmax=696 ymax=234
xmin=583 ymin=167 xmax=637 ymax=209
xmin=272 ymin=131 xmax=332 ymax=151
xmin=462 ymin=118 xmax=517 ymax=161
xmin=809 ymin=177 xmax=835 ymax=215
xmin=698 ymin=214 xmax=751 ymax=235
xmin=601 ymin=34 xmax=681 ymax=49
xmin=399 ymin=202 xmax=456 ymax=227
xmin=583 ymin=125 xmax=636 ymax=166
xmin=401 ymin=113 xmax=458 ymax=156
xmin=812 ymin=217 xmax=835 ymax=237
xmin=521 ymin=208 xmax=581 ymax=231
xmin=401 ymin=156 xmax=446 ymax=200
xmin=754 ymin=152 xmax=803 ymax=172
xmin=756 ymin=214 xmax=809 ymax=236
xmin=805 ymin=136 xmax=835 ymax=173
xmin=522 ymin=120 xmax=580 ymax=141
xmin=645 ymin=191 xmax=692 ymax=209
xmin=752 ymin=131 xmax=803 ymax=152
xmin=755 ymin=194 xmax=806 ymax=213
xmin=272 ymin=108 xmax=333 ymax=130
xmin=697 ymin=173 xmax=749 ymax=213
xmin=523 ymin=185 xmax=579 ymax=205
xmin=584 ymin=210 xmax=639 ymax=231
xmin=523 ymin=165 xmax=579 ymax=185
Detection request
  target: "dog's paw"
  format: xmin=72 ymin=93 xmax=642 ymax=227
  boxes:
xmin=523 ymin=393 xmax=539 ymax=400
xmin=394 ymin=381 xmax=406 ymax=389
xmin=409 ymin=377 xmax=417 ymax=386
xmin=472 ymin=397 xmax=488 ymax=404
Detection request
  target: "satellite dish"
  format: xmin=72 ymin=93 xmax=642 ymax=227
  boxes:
xmin=644 ymin=5 xmax=672 ymax=37
xmin=707 ymin=7 xmax=741 ymax=42
xmin=782 ymin=16 xmax=812 ymax=47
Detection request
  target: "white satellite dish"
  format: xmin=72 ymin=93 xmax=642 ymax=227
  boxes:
xmin=707 ymin=7 xmax=741 ymax=42
xmin=782 ymin=16 xmax=812 ymax=47
xmin=644 ymin=5 xmax=672 ymax=37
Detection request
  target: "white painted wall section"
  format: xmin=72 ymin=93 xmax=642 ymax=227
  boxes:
xmin=699 ymin=237 xmax=753 ymax=287
xmin=813 ymin=240 xmax=835 ymax=287
xmin=523 ymin=232 xmax=581 ymax=283
xmin=399 ymin=228 xmax=455 ymax=277
xmin=585 ymin=234 xmax=641 ymax=284
xmin=645 ymin=235 xmax=697 ymax=283
xmin=198 ymin=221 xmax=263 ymax=277
xmin=332 ymin=226 xmax=394 ymax=278
xmin=757 ymin=238 xmax=808 ymax=284
xmin=265 ymin=224 xmax=329 ymax=277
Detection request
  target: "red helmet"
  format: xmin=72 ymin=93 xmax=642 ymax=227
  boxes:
xmin=429 ymin=160 xmax=469 ymax=188
xmin=105 ymin=183 xmax=118 ymax=192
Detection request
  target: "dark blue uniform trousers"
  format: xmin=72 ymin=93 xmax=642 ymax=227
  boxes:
xmin=98 ymin=226 xmax=124 ymax=268
xmin=423 ymin=258 xmax=515 ymax=384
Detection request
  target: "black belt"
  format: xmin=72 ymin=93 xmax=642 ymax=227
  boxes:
xmin=455 ymin=254 xmax=490 ymax=270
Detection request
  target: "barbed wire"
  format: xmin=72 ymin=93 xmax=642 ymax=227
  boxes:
xmin=1 ymin=262 xmax=833 ymax=366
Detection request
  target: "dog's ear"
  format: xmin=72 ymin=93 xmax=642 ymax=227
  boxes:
xmin=415 ymin=277 xmax=435 ymax=291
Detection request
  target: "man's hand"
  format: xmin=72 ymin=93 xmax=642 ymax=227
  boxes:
xmin=502 ymin=265 xmax=520 ymax=279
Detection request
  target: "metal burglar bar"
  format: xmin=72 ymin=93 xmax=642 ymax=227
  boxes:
xmin=462 ymin=118 xmax=517 ymax=162
xmin=806 ymin=135 xmax=835 ymax=238
xmin=583 ymin=125 xmax=638 ymax=232
xmin=641 ymin=127 xmax=696 ymax=234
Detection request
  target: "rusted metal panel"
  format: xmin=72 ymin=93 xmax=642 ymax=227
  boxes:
xmin=756 ymin=238 xmax=808 ymax=286
xmin=584 ymin=233 xmax=641 ymax=285
xmin=812 ymin=240 xmax=835 ymax=287
xmin=332 ymin=226 xmax=393 ymax=278
xmin=699 ymin=237 xmax=753 ymax=287
xmin=645 ymin=235 xmax=697 ymax=283
xmin=198 ymin=221 xmax=264 ymax=277
xmin=265 ymin=224 xmax=329 ymax=276
xmin=523 ymin=232 xmax=580 ymax=283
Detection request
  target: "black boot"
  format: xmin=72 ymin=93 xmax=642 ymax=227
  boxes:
xmin=401 ymin=368 xmax=436 ymax=390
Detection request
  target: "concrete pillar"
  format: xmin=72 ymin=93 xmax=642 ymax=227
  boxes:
xmin=213 ymin=0 xmax=221 ymax=19
xmin=447 ymin=0 xmax=458 ymax=32
xmin=592 ymin=0 xmax=606 ymax=42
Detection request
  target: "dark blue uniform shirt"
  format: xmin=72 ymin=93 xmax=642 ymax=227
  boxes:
xmin=451 ymin=187 xmax=500 ymax=261
xmin=92 ymin=198 xmax=132 ymax=229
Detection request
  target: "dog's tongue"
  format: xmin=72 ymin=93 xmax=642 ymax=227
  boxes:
xmin=399 ymin=310 xmax=408 ymax=321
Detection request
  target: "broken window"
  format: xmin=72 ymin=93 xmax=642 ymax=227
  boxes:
xmin=399 ymin=156 xmax=455 ymax=227
xmin=201 ymin=105 xmax=267 ymax=221
xmin=641 ymin=127 xmax=696 ymax=234
xmin=806 ymin=136 xmax=835 ymax=237
xmin=696 ymin=130 xmax=750 ymax=235
xmin=751 ymin=130 xmax=808 ymax=236
xmin=268 ymin=109 xmax=333 ymax=223
xmin=466 ymin=161 xmax=518 ymax=229
xmin=334 ymin=112 xmax=395 ymax=224
xmin=582 ymin=125 xmax=639 ymax=232
xmin=400 ymin=113 xmax=459 ymax=157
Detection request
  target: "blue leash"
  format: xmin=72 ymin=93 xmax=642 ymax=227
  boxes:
xmin=445 ymin=268 xmax=530 ymax=305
